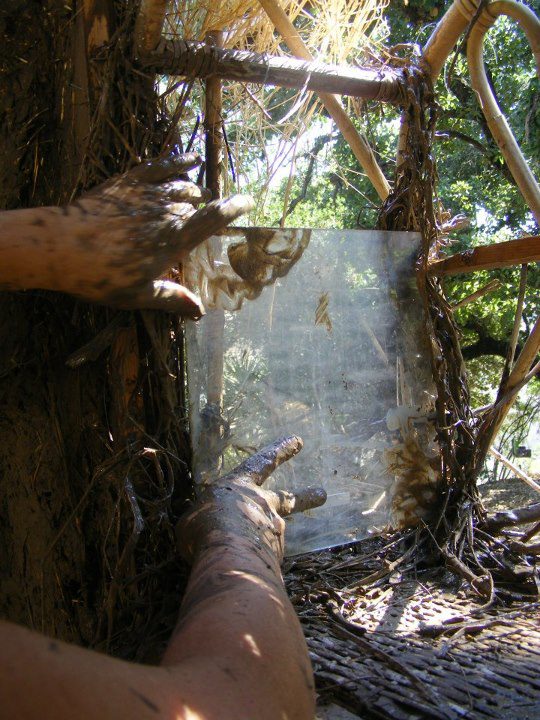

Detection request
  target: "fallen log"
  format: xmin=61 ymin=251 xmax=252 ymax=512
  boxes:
xmin=484 ymin=502 xmax=540 ymax=533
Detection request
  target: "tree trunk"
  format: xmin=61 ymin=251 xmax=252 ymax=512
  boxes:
xmin=0 ymin=1 xmax=191 ymax=660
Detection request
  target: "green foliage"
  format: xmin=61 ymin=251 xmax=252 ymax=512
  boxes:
xmin=222 ymin=341 xmax=269 ymax=463
xmin=177 ymin=1 xmax=540 ymax=463
xmin=246 ymin=1 xmax=540 ymax=448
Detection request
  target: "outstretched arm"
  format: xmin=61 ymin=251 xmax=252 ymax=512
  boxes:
xmin=0 ymin=437 xmax=325 ymax=720
xmin=0 ymin=153 xmax=253 ymax=317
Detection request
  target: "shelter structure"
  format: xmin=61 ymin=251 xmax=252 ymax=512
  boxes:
xmin=0 ymin=0 xmax=539 ymax=715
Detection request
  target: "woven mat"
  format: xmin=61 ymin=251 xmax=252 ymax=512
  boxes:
xmin=284 ymin=536 xmax=540 ymax=720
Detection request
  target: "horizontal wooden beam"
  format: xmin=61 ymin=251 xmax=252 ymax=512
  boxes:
xmin=428 ymin=235 xmax=540 ymax=276
xmin=141 ymin=39 xmax=404 ymax=103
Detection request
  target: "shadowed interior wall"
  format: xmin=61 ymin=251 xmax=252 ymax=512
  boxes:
xmin=0 ymin=1 xmax=191 ymax=660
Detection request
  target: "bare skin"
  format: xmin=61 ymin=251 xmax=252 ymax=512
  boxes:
xmin=0 ymin=436 xmax=326 ymax=719
xmin=0 ymin=153 xmax=253 ymax=317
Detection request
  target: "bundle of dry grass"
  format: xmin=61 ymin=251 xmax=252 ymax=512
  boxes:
xmin=166 ymin=0 xmax=387 ymax=59
xmin=159 ymin=0 xmax=389 ymax=207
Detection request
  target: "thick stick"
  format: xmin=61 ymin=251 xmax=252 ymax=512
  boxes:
xmin=498 ymin=263 xmax=528 ymax=392
xmin=477 ymin=317 xmax=540 ymax=468
xmin=489 ymin=446 xmax=540 ymax=496
xmin=203 ymin=32 xmax=227 ymax=476
xmin=505 ymin=316 xmax=540 ymax=396
xmin=255 ymin=0 xmax=390 ymax=201
xmin=428 ymin=236 xmax=540 ymax=276
xmin=422 ymin=0 xmax=480 ymax=79
xmin=467 ymin=1 xmax=540 ymax=224
xmin=134 ymin=0 xmax=168 ymax=54
xmin=205 ymin=32 xmax=224 ymax=202
xmin=451 ymin=279 xmax=502 ymax=309
xmin=484 ymin=502 xmax=540 ymax=532
xmin=142 ymin=39 xmax=404 ymax=103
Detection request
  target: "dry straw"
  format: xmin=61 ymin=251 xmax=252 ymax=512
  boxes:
xmin=160 ymin=0 xmax=389 ymax=212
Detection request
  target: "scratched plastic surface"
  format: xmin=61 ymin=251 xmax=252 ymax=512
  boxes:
xmin=186 ymin=229 xmax=433 ymax=555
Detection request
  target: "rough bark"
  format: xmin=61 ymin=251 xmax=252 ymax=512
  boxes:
xmin=142 ymin=38 xmax=404 ymax=103
xmin=0 ymin=3 xmax=64 ymax=208
xmin=0 ymin=1 xmax=191 ymax=659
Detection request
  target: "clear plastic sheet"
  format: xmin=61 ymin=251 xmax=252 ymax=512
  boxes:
xmin=186 ymin=229 xmax=436 ymax=555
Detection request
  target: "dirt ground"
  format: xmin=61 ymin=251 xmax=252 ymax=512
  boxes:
xmin=290 ymin=474 xmax=540 ymax=720
xmin=288 ymin=544 xmax=540 ymax=720
xmin=480 ymin=473 xmax=539 ymax=513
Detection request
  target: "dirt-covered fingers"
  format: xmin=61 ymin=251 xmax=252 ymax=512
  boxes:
xmin=127 ymin=152 xmax=203 ymax=183
xmin=273 ymin=487 xmax=327 ymax=517
xmin=175 ymin=195 xmax=255 ymax=256
xmin=119 ymin=280 xmax=205 ymax=318
xmin=161 ymin=180 xmax=211 ymax=205
xmin=226 ymin=435 xmax=304 ymax=487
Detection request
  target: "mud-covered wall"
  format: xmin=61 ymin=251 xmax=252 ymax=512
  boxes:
xmin=0 ymin=1 xmax=191 ymax=658
xmin=0 ymin=2 xmax=61 ymax=208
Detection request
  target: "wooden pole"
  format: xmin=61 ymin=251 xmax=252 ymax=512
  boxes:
xmin=255 ymin=0 xmax=390 ymax=201
xmin=420 ymin=1 xmax=540 ymax=222
xmin=467 ymin=2 xmax=540 ymax=225
xmin=428 ymin=236 xmax=540 ymax=276
xmin=203 ymin=32 xmax=227 ymax=476
xmin=68 ymin=0 xmax=115 ymax=193
xmin=505 ymin=316 xmax=540 ymax=396
xmin=499 ymin=264 xmax=528 ymax=390
xmin=205 ymin=32 xmax=224 ymax=202
xmin=489 ymin=446 xmax=540 ymax=496
xmin=142 ymin=40 xmax=404 ymax=103
xmin=423 ymin=0 xmax=480 ymax=79
xmin=477 ymin=316 xmax=540 ymax=467
xmin=451 ymin=279 xmax=502 ymax=309
xmin=72 ymin=2 xmax=143 ymax=443
xmin=83 ymin=0 xmax=114 ymax=52
xmin=397 ymin=1 xmax=480 ymax=188
xmin=134 ymin=0 xmax=168 ymax=55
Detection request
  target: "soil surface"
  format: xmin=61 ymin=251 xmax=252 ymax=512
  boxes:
xmin=481 ymin=473 xmax=538 ymax=513
xmin=287 ymin=529 xmax=540 ymax=720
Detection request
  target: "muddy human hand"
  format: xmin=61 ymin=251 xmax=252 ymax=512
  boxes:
xmin=0 ymin=153 xmax=253 ymax=317
xmin=177 ymin=436 xmax=327 ymax=563
xmin=56 ymin=154 xmax=255 ymax=316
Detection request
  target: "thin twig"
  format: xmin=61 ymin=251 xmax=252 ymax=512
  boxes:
xmin=499 ymin=263 xmax=528 ymax=392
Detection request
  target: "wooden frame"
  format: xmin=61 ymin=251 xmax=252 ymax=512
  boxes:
xmin=134 ymin=0 xmax=540 ymax=488
xmin=143 ymin=40 xmax=404 ymax=103
xmin=428 ymin=236 xmax=540 ymax=276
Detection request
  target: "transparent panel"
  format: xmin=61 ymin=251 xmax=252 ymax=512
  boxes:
xmin=186 ymin=229 xmax=435 ymax=555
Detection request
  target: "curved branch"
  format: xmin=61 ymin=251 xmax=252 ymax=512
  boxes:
xmin=467 ymin=0 xmax=540 ymax=223
xmin=436 ymin=128 xmax=488 ymax=154
xmin=461 ymin=318 xmax=523 ymax=360
xmin=462 ymin=337 xmax=509 ymax=360
xmin=436 ymin=126 xmax=515 ymax=184
xmin=274 ymin=133 xmax=336 ymax=224
xmin=484 ymin=502 xmax=540 ymax=532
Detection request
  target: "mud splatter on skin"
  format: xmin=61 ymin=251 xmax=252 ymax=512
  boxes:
xmin=129 ymin=688 xmax=160 ymax=713
xmin=177 ymin=436 xmax=325 ymax=568
xmin=220 ymin=665 xmax=239 ymax=681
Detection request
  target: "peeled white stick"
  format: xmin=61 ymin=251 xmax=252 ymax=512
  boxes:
xmin=489 ymin=446 xmax=540 ymax=497
xmin=256 ymin=0 xmax=390 ymax=201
